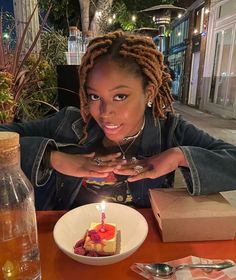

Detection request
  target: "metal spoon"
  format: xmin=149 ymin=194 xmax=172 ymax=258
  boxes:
xmin=143 ymin=261 xmax=234 ymax=278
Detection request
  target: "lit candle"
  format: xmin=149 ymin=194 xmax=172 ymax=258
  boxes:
xmin=100 ymin=200 xmax=106 ymax=232
xmin=96 ymin=201 xmax=106 ymax=232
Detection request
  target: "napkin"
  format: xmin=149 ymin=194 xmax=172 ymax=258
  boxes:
xmin=131 ymin=256 xmax=236 ymax=280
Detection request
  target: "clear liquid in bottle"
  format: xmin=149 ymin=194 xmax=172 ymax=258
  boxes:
xmin=0 ymin=132 xmax=41 ymax=280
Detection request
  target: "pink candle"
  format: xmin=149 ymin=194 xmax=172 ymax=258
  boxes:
xmin=100 ymin=201 xmax=106 ymax=232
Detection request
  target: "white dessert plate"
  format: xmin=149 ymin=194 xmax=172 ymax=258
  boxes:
xmin=53 ymin=202 xmax=148 ymax=265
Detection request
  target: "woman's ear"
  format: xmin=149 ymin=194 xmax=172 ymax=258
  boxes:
xmin=144 ymin=83 xmax=156 ymax=106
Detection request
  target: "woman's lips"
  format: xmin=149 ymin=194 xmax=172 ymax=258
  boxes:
xmin=102 ymin=123 xmax=122 ymax=135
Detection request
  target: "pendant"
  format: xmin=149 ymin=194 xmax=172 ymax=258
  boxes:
xmin=122 ymin=155 xmax=126 ymax=160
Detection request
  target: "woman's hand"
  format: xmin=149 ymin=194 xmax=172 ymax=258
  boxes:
xmin=113 ymin=147 xmax=189 ymax=182
xmin=50 ymin=151 xmax=123 ymax=178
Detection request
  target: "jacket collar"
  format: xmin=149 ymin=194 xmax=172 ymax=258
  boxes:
xmin=138 ymin=109 xmax=162 ymax=157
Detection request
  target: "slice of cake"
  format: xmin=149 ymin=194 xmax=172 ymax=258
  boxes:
xmin=83 ymin=222 xmax=117 ymax=256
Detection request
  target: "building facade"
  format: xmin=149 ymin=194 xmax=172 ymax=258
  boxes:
xmin=167 ymin=0 xmax=210 ymax=107
xmin=169 ymin=0 xmax=236 ymax=119
xmin=168 ymin=14 xmax=189 ymax=99
xmin=200 ymin=0 xmax=236 ymax=119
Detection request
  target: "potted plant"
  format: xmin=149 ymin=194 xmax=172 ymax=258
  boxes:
xmin=0 ymin=4 xmax=54 ymax=123
xmin=16 ymin=28 xmax=68 ymax=121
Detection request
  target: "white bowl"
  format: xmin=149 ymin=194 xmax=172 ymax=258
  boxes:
xmin=53 ymin=203 xmax=148 ymax=266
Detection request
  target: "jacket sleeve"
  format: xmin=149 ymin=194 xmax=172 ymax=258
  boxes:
xmin=0 ymin=109 xmax=70 ymax=186
xmin=171 ymin=114 xmax=236 ymax=195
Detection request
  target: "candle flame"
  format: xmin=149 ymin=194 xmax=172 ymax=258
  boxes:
xmin=96 ymin=200 xmax=106 ymax=213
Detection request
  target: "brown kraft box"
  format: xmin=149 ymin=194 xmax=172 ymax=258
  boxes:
xmin=149 ymin=188 xmax=236 ymax=242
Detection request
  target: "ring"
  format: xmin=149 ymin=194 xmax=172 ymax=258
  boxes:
xmin=131 ymin=157 xmax=138 ymax=164
xmin=93 ymin=157 xmax=103 ymax=166
xmin=134 ymin=165 xmax=144 ymax=174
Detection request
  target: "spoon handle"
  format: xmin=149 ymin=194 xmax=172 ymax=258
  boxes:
xmin=177 ymin=261 xmax=234 ymax=271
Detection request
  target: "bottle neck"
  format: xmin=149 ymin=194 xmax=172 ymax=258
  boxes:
xmin=0 ymin=146 xmax=20 ymax=168
xmin=69 ymin=29 xmax=76 ymax=37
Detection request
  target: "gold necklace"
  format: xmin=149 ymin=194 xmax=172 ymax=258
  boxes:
xmin=117 ymin=137 xmax=138 ymax=160
xmin=122 ymin=117 xmax=145 ymax=142
xmin=117 ymin=117 xmax=145 ymax=160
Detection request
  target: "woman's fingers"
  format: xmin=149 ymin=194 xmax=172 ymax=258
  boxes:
xmin=90 ymin=154 xmax=125 ymax=169
xmin=98 ymin=152 xmax=122 ymax=162
xmin=114 ymin=161 xmax=147 ymax=175
xmin=83 ymin=152 xmax=96 ymax=158
xmin=90 ymin=163 xmax=121 ymax=173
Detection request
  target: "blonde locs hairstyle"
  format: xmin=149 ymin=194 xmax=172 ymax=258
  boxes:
xmin=79 ymin=31 xmax=174 ymax=141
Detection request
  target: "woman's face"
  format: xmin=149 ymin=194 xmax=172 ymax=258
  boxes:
xmin=86 ymin=60 xmax=153 ymax=143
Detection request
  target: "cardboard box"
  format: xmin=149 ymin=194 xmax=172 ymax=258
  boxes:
xmin=149 ymin=188 xmax=236 ymax=242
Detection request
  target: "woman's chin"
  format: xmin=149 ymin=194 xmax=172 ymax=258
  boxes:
xmin=103 ymin=131 xmax=126 ymax=143
xmin=105 ymin=134 xmax=123 ymax=143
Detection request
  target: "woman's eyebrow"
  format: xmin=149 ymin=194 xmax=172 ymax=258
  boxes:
xmin=110 ymin=85 xmax=131 ymax=91
xmin=86 ymin=86 xmax=97 ymax=91
xmin=86 ymin=85 xmax=132 ymax=92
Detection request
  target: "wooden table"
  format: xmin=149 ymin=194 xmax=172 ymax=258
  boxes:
xmin=37 ymin=209 xmax=236 ymax=280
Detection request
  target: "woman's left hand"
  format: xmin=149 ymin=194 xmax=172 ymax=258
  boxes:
xmin=113 ymin=147 xmax=189 ymax=182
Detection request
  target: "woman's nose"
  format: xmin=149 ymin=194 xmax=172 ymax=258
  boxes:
xmin=100 ymin=101 xmax=114 ymax=116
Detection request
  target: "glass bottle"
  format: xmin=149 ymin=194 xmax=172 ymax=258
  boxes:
xmin=68 ymin=26 xmax=78 ymax=53
xmin=82 ymin=30 xmax=93 ymax=53
xmin=76 ymin=28 xmax=82 ymax=53
xmin=76 ymin=28 xmax=83 ymax=64
xmin=0 ymin=132 xmax=41 ymax=280
xmin=67 ymin=26 xmax=79 ymax=65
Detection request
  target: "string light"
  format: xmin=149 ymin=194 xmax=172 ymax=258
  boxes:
xmin=95 ymin=11 xmax=102 ymax=18
xmin=131 ymin=15 xmax=136 ymax=22
xmin=3 ymin=32 xmax=10 ymax=39
xmin=178 ymin=13 xmax=182 ymax=18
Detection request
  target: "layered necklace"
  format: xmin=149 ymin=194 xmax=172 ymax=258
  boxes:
xmin=117 ymin=117 xmax=145 ymax=160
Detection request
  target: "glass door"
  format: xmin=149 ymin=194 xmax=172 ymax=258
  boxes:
xmin=188 ymin=52 xmax=200 ymax=105
xmin=227 ymin=32 xmax=236 ymax=110
xmin=209 ymin=27 xmax=235 ymax=110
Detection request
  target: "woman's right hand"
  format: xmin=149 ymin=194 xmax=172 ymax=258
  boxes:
xmin=50 ymin=151 xmax=123 ymax=178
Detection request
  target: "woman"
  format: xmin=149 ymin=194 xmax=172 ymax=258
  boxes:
xmin=0 ymin=31 xmax=235 ymax=210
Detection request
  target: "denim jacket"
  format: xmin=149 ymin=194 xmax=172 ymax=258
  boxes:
xmin=0 ymin=106 xmax=235 ymax=210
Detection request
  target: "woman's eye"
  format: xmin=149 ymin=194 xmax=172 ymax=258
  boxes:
xmin=114 ymin=94 xmax=128 ymax=101
xmin=88 ymin=94 xmax=100 ymax=101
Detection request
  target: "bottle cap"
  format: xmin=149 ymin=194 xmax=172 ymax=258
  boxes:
xmin=69 ymin=26 xmax=77 ymax=31
xmin=0 ymin=132 xmax=19 ymax=152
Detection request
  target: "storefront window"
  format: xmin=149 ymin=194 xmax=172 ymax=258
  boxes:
xmin=209 ymin=28 xmax=235 ymax=106
xmin=218 ymin=0 xmax=236 ymax=19
xmin=205 ymin=0 xmax=236 ymax=117
xmin=170 ymin=19 xmax=189 ymax=47
xmin=227 ymin=34 xmax=236 ymax=107
xmin=168 ymin=51 xmax=185 ymax=98
xmin=209 ymin=32 xmax=222 ymax=103
xmin=216 ymin=28 xmax=233 ymax=105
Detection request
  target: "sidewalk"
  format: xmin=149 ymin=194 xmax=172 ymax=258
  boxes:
xmin=173 ymin=102 xmax=236 ymax=207
xmin=174 ymin=102 xmax=236 ymax=145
